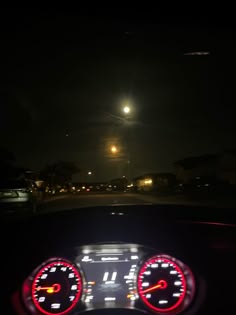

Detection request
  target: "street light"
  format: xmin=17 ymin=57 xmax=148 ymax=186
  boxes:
xmin=88 ymin=171 xmax=92 ymax=175
xmin=111 ymin=145 xmax=118 ymax=154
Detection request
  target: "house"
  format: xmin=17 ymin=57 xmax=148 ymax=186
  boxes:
xmin=134 ymin=173 xmax=176 ymax=192
xmin=174 ymin=154 xmax=218 ymax=184
xmin=174 ymin=151 xmax=236 ymax=186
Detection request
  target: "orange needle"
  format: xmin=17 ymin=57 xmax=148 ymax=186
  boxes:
xmin=141 ymin=280 xmax=167 ymax=294
xmin=36 ymin=283 xmax=61 ymax=293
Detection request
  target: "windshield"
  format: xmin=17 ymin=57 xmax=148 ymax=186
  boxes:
xmin=1 ymin=12 xmax=236 ymax=215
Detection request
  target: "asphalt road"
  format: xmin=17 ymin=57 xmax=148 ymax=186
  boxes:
xmin=39 ymin=192 xmax=236 ymax=214
xmin=40 ymin=193 xmax=157 ymax=213
xmin=2 ymin=192 xmax=236 ymax=218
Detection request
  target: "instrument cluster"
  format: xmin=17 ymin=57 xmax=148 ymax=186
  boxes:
xmin=19 ymin=244 xmax=198 ymax=315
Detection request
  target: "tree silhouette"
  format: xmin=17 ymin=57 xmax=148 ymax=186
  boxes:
xmin=41 ymin=161 xmax=80 ymax=185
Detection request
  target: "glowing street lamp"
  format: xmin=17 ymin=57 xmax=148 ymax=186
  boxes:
xmin=88 ymin=171 xmax=92 ymax=175
xmin=111 ymin=145 xmax=118 ymax=154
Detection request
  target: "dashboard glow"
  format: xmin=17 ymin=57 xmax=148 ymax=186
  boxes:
xmin=78 ymin=249 xmax=138 ymax=307
xmin=22 ymin=245 xmax=196 ymax=315
xmin=31 ymin=260 xmax=82 ymax=315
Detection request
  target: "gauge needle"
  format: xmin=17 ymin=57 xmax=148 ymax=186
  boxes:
xmin=36 ymin=283 xmax=61 ymax=293
xmin=141 ymin=280 xmax=167 ymax=294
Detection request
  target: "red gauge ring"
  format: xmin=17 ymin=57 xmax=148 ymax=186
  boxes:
xmin=31 ymin=260 xmax=82 ymax=315
xmin=138 ymin=256 xmax=188 ymax=313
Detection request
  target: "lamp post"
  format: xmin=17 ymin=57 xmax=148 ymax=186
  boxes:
xmin=122 ymin=104 xmax=132 ymax=182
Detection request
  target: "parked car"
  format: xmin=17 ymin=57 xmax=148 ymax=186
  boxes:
xmin=0 ymin=179 xmax=40 ymax=213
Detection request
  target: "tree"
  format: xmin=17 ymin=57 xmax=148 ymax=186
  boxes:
xmin=40 ymin=161 xmax=80 ymax=185
xmin=0 ymin=147 xmax=15 ymax=166
xmin=0 ymin=147 xmax=33 ymax=180
xmin=0 ymin=147 xmax=19 ymax=178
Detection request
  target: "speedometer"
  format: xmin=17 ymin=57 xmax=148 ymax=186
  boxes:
xmin=27 ymin=259 xmax=83 ymax=315
xmin=137 ymin=255 xmax=195 ymax=314
xmin=20 ymin=250 xmax=197 ymax=315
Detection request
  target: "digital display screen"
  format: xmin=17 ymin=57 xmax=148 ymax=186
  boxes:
xmin=77 ymin=246 xmax=140 ymax=308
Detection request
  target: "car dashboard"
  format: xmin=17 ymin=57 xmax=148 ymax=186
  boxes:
xmin=18 ymin=243 xmax=198 ymax=315
xmin=2 ymin=204 xmax=236 ymax=315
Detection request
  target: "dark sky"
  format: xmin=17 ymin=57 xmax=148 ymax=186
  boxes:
xmin=0 ymin=11 xmax=236 ymax=181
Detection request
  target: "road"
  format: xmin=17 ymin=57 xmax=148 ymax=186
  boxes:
xmin=40 ymin=193 xmax=158 ymax=213
xmin=2 ymin=192 xmax=236 ymax=218
xmin=39 ymin=191 xmax=236 ymax=214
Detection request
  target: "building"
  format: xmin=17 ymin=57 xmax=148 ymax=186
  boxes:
xmin=134 ymin=173 xmax=176 ymax=192
xmin=174 ymin=150 xmax=236 ymax=186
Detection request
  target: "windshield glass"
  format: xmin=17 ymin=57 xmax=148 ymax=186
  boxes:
xmin=1 ymin=12 xmax=236 ymax=215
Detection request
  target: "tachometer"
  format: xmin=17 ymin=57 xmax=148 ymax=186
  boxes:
xmin=28 ymin=259 xmax=83 ymax=315
xmin=137 ymin=255 xmax=195 ymax=314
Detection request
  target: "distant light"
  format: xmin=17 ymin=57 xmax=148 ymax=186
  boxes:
xmin=82 ymin=186 xmax=86 ymax=189
xmin=184 ymin=51 xmax=210 ymax=56
xmin=144 ymin=179 xmax=153 ymax=185
xmin=65 ymin=134 xmax=69 ymax=137
xmin=86 ymin=188 xmax=90 ymax=192
xmin=88 ymin=171 xmax=92 ymax=175
xmin=122 ymin=176 xmax=126 ymax=178
xmin=72 ymin=186 xmax=75 ymax=190
xmin=111 ymin=145 xmax=118 ymax=153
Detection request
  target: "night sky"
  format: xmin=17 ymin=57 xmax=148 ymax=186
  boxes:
xmin=0 ymin=11 xmax=236 ymax=181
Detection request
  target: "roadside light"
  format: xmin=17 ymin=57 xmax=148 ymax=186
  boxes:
xmin=88 ymin=171 xmax=92 ymax=175
xmin=111 ymin=145 xmax=118 ymax=154
xmin=127 ymin=183 xmax=134 ymax=188
xmin=144 ymin=179 xmax=152 ymax=185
